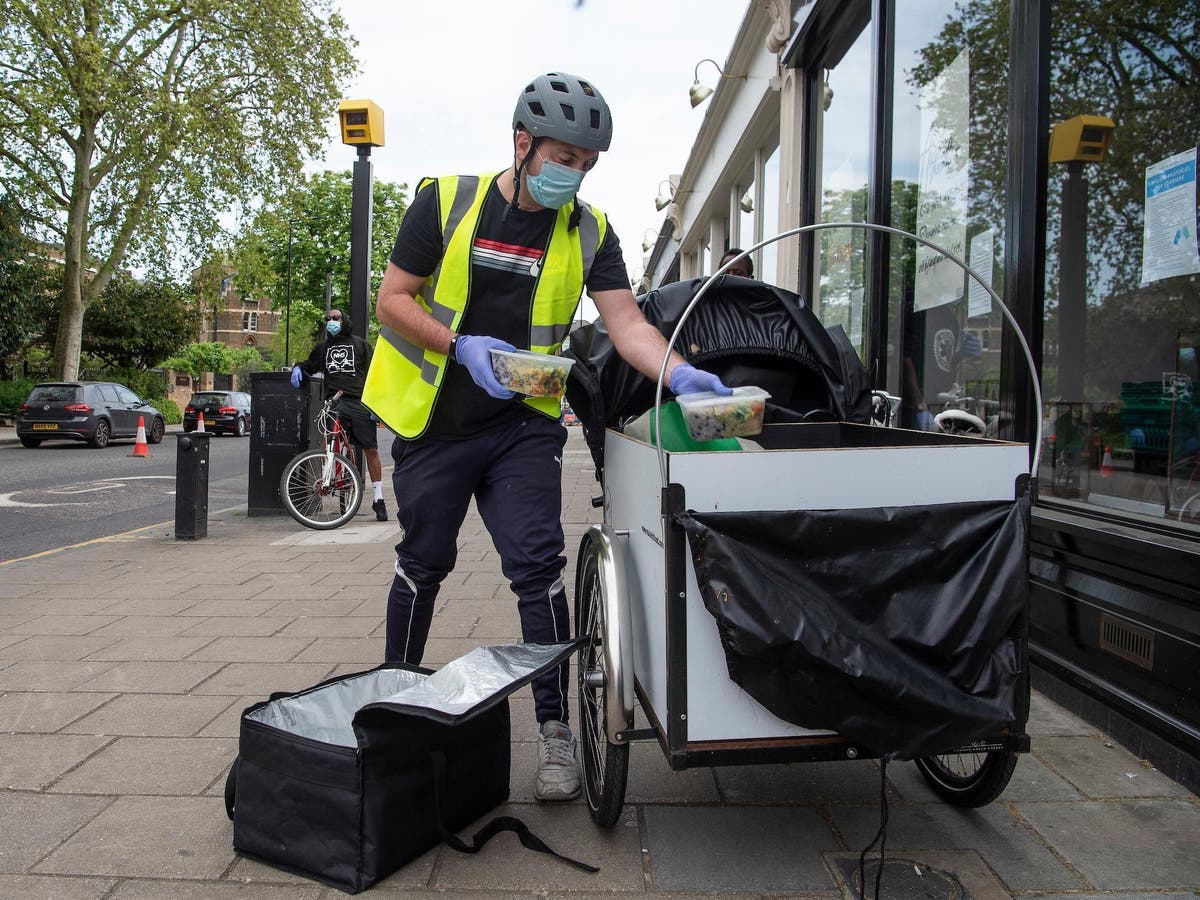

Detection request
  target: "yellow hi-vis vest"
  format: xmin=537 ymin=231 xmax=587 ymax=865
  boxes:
xmin=363 ymin=172 xmax=607 ymax=439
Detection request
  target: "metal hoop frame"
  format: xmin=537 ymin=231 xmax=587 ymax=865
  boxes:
xmin=650 ymin=221 xmax=1044 ymax=487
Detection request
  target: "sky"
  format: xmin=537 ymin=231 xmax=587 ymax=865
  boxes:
xmin=306 ymin=0 xmax=752 ymax=292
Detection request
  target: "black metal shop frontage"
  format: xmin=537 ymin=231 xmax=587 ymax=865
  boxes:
xmin=781 ymin=0 xmax=1200 ymax=789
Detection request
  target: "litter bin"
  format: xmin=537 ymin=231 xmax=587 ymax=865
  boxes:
xmin=176 ymin=431 xmax=211 ymax=540
xmin=248 ymin=371 xmax=322 ymax=516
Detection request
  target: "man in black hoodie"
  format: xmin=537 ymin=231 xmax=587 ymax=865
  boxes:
xmin=291 ymin=309 xmax=387 ymax=521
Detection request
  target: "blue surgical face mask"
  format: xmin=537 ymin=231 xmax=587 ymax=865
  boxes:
xmin=524 ymin=151 xmax=584 ymax=209
xmin=326 ymin=319 xmax=342 ymax=337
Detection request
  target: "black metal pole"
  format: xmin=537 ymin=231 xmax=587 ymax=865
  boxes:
xmin=1057 ymin=161 xmax=1086 ymax=403
xmin=349 ymin=145 xmax=374 ymax=341
xmin=284 ymin=219 xmax=294 ymax=365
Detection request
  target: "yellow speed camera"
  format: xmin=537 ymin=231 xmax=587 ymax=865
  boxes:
xmin=1049 ymin=115 xmax=1114 ymax=164
xmin=338 ymin=99 xmax=384 ymax=148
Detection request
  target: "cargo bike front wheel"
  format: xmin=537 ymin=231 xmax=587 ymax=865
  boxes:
xmin=575 ymin=526 xmax=634 ymax=828
xmin=915 ymin=748 xmax=1019 ymax=808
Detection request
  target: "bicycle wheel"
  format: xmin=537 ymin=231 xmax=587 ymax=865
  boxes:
xmin=914 ymin=748 xmax=1018 ymax=808
xmin=280 ymin=449 xmax=364 ymax=530
xmin=575 ymin=542 xmax=629 ymax=828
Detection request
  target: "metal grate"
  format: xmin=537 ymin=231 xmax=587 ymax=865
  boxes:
xmin=839 ymin=859 xmax=964 ymax=900
xmin=1098 ymin=613 xmax=1155 ymax=670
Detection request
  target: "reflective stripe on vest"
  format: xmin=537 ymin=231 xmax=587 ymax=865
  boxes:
xmin=363 ymin=173 xmax=607 ymax=439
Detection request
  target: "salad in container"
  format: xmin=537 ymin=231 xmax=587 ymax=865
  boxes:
xmin=490 ymin=349 xmax=574 ymax=397
xmin=675 ymin=385 xmax=771 ymax=441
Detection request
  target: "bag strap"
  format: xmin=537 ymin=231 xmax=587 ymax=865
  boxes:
xmin=430 ymin=751 xmax=598 ymax=874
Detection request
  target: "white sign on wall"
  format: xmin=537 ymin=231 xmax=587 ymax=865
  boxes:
xmin=967 ymin=228 xmax=994 ymax=318
xmin=1141 ymin=147 xmax=1200 ymax=285
xmin=914 ymin=49 xmax=970 ymax=312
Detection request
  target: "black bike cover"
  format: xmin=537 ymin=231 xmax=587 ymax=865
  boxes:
xmin=564 ymin=276 xmax=872 ymax=474
xmin=679 ymin=495 xmax=1030 ymax=759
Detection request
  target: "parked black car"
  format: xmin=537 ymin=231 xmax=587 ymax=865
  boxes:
xmin=183 ymin=390 xmax=252 ymax=436
xmin=16 ymin=382 xmax=166 ymax=449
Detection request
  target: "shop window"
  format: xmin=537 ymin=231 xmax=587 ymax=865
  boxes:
xmin=1039 ymin=2 xmax=1200 ymax=526
xmin=887 ymin=1 xmax=1009 ymax=437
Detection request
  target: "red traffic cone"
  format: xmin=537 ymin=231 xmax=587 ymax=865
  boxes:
xmin=1100 ymin=444 xmax=1113 ymax=478
xmin=196 ymin=411 xmax=205 ymax=433
xmin=130 ymin=415 xmax=150 ymax=458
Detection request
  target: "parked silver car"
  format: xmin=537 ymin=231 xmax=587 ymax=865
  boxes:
xmin=16 ymin=381 xmax=166 ymax=449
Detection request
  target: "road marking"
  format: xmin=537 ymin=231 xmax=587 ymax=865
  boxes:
xmin=0 ymin=503 xmax=247 ymax=566
xmin=0 ymin=492 xmax=85 ymax=508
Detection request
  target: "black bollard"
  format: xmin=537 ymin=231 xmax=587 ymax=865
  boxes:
xmin=176 ymin=432 xmax=211 ymax=540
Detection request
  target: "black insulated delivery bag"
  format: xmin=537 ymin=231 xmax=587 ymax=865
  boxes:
xmin=224 ymin=641 xmax=586 ymax=894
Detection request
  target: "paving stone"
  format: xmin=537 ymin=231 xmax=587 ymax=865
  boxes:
xmin=0 ymin=874 xmax=116 ymax=899
xmin=88 ymin=616 xmax=200 ymax=637
xmin=96 ymin=596 xmax=200 ymax=616
xmin=109 ymin=878 xmax=325 ymax=898
xmin=196 ymin=696 xmax=259 ymax=738
xmin=470 ymin=616 xmax=523 ymax=639
xmin=1016 ymin=799 xmax=1200 ymax=889
xmin=290 ymin=636 xmax=385 ymax=663
xmin=0 ymin=660 xmax=119 ymax=691
xmin=186 ymin=636 xmax=314 ymax=662
xmin=178 ymin=616 xmax=295 ymax=637
xmin=63 ymin=693 xmax=236 ymax=737
xmin=35 ymin=796 xmax=234 ymax=879
xmin=76 ymin=661 xmax=225 ymax=693
xmin=1028 ymin=691 xmax=1099 ymax=736
xmin=1033 ymin=735 xmax=1194 ymax=799
xmin=190 ymin=662 xmax=336 ymax=695
xmin=829 ymin=800 xmax=1080 ymax=891
xmin=274 ymin=616 xmax=376 ymax=638
xmin=0 ymin=791 xmax=110 ymax=872
xmin=84 ymin=635 xmax=215 ymax=662
xmin=6 ymin=615 xmax=123 ymax=635
xmin=888 ymin=753 xmax=1083 ymax=802
xmin=0 ymin=691 xmax=115 ymax=732
xmin=0 ymin=632 xmax=31 ymax=652
xmin=174 ymin=600 xmax=282 ymax=618
xmin=2 ymin=635 xmax=123 ymax=660
xmin=626 ymin=741 xmax=721 ymax=804
xmin=716 ymin=759 xmax=890 ymax=806
xmin=261 ymin=598 xmax=363 ymax=617
xmin=50 ymin=736 xmax=237 ymax=796
xmin=172 ymin=584 xmax=271 ymax=602
xmin=0 ymin=733 xmax=111 ymax=790
xmin=644 ymin=805 xmax=839 ymax=891
xmin=433 ymin=802 xmax=643 ymax=893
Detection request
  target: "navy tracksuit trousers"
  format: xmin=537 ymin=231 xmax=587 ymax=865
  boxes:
xmin=385 ymin=415 xmax=572 ymax=724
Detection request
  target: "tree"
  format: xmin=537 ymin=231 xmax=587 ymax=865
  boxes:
xmin=162 ymin=341 xmax=233 ymax=378
xmin=0 ymin=195 xmax=53 ymax=373
xmin=232 ymin=170 xmax=409 ymax=330
xmin=0 ymin=1 xmax=358 ymax=380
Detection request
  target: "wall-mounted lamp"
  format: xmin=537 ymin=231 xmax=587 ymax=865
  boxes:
xmin=654 ymin=179 xmax=675 ymax=212
xmin=689 ymin=58 xmax=743 ymax=108
xmin=822 ymin=70 xmax=834 ymax=112
xmin=642 ymin=227 xmax=660 ymax=253
xmin=739 ymin=191 xmax=754 ymax=214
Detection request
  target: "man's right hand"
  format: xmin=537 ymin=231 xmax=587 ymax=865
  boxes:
xmin=454 ymin=335 xmax=516 ymax=399
xmin=290 ymin=365 xmax=304 ymax=389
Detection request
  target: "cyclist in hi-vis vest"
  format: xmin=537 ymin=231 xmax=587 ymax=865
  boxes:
xmin=363 ymin=73 xmax=729 ymax=802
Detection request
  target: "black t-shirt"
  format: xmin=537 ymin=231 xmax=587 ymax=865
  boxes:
xmin=389 ymin=175 xmax=628 ymax=439
xmin=298 ymin=333 xmax=372 ymax=399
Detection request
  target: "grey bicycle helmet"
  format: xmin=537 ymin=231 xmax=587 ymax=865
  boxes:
xmin=513 ymin=73 xmax=613 ymax=151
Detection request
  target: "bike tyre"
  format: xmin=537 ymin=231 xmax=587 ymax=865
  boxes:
xmin=280 ymin=449 xmax=364 ymax=530
xmin=914 ymin=748 xmax=1018 ymax=808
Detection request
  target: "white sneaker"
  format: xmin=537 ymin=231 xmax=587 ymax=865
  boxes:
xmin=536 ymin=720 xmax=581 ymax=801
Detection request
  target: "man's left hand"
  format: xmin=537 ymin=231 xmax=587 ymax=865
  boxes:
xmin=669 ymin=363 xmax=733 ymax=397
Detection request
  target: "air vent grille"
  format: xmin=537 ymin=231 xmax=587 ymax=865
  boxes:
xmin=1098 ymin=613 xmax=1155 ymax=670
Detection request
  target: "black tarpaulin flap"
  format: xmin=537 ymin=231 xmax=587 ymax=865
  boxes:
xmin=679 ymin=497 xmax=1030 ymax=759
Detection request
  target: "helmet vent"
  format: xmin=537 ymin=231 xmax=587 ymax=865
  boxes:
xmin=528 ymin=101 xmax=545 ymax=117
xmin=550 ymin=80 xmax=568 ymax=93
xmin=561 ymin=104 xmax=575 ymax=122
xmin=579 ymin=81 xmax=595 ymax=97
xmin=589 ymin=109 xmax=601 ymax=129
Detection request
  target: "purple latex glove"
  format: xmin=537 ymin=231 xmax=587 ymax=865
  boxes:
xmin=455 ymin=334 xmax=516 ymax=399
xmin=290 ymin=365 xmax=304 ymax=389
xmin=669 ymin=363 xmax=732 ymax=397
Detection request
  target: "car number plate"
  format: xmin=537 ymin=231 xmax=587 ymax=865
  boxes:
xmin=32 ymin=423 xmax=58 ymax=430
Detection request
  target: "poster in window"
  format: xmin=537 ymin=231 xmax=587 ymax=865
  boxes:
xmin=1141 ymin=147 xmax=1200 ymax=285
xmin=914 ymin=49 xmax=970 ymax=312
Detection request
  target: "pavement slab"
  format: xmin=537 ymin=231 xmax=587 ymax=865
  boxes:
xmin=76 ymin=660 xmax=225 ymax=693
xmin=643 ymin=804 xmax=840 ymax=892
xmin=0 ymin=659 xmax=120 ymax=692
xmin=62 ymin=693 xmax=238 ymax=737
xmin=0 ymin=791 xmax=111 ymax=873
xmin=189 ymin=661 xmax=336 ymax=695
xmin=0 ymin=690 xmax=115 ymax=732
xmin=0 ymin=733 xmax=113 ymax=790
xmin=1032 ymin=734 xmax=1194 ymax=799
xmin=186 ymin=636 xmax=315 ymax=663
xmin=48 ymin=736 xmax=237 ymax=796
xmin=0 ymin=874 xmax=117 ymax=899
xmin=178 ymin=616 xmax=296 ymax=637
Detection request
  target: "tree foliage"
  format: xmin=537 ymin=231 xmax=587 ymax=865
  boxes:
xmin=0 ymin=195 xmax=53 ymax=369
xmin=0 ymin=0 xmax=359 ymax=380
xmin=162 ymin=341 xmax=234 ymax=377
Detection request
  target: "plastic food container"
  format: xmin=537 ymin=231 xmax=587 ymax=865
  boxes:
xmin=489 ymin=349 xmax=574 ymax=397
xmin=675 ymin=386 xmax=771 ymax=441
